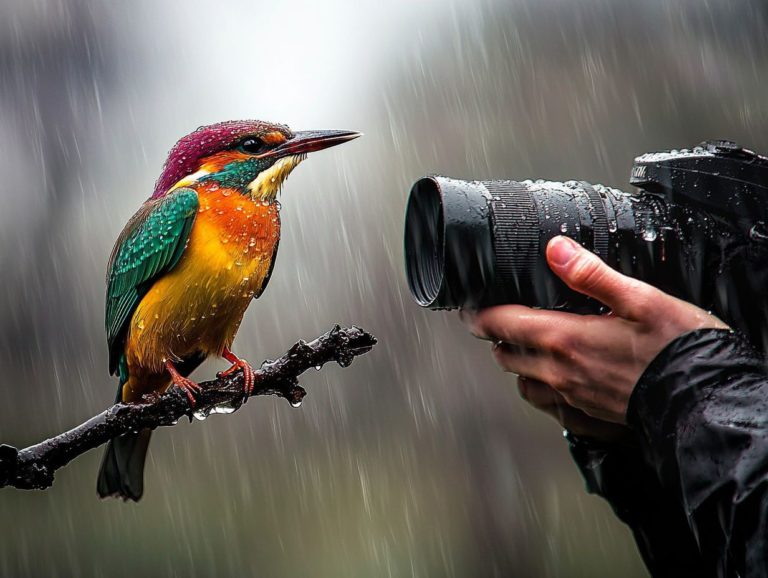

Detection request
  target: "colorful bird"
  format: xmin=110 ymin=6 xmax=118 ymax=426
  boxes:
xmin=97 ymin=120 xmax=360 ymax=500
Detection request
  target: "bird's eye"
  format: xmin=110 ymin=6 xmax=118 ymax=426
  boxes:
xmin=239 ymin=137 xmax=267 ymax=154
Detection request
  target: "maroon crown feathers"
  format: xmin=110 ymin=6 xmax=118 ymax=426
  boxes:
xmin=152 ymin=120 xmax=293 ymax=198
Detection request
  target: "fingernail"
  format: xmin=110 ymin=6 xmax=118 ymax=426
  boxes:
xmin=548 ymin=236 xmax=580 ymax=266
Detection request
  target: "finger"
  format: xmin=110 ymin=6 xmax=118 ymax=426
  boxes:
xmin=517 ymin=377 xmax=564 ymax=409
xmin=519 ymin=378 xmax=633 ymax=441
xmin=493 ymin=342 xmax=563 ymax=385
xmin=519 ymin=378 xmax=594 ymax=431
xmin=546 ymin=236 xmax=660 ymax=319
xmin=472 ymin=305 xmax=596 ymax=352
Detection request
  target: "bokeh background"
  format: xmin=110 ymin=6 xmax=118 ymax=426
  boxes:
xmin=1 ymin=0 xmax=767 ymax=576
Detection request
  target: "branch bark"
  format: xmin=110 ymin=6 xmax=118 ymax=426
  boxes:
xmin=0 ymin=325 xmax=376 ymax=491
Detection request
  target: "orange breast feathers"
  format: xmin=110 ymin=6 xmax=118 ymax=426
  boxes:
xmin=123 ymin=186 xmax=280 ymax=388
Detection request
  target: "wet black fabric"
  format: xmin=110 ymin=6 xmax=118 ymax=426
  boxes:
xmin=569 ymin=328 xmax=768 ymax=577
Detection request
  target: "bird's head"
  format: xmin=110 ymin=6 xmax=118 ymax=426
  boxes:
xmin=152 ymin=120 xmax=360 ymax=201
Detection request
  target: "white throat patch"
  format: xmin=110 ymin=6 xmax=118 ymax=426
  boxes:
xmin=167 ymin=169 xmax=211 ymax=193
xmin=247 ymin=154 xmax=306 ymax=200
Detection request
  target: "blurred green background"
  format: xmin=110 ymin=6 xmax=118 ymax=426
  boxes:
xmin=1 ymin=0 xmax=767 ymax=576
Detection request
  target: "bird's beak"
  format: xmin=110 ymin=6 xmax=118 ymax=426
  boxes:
xmin=261 ymin=130 xmax=362 ymax=159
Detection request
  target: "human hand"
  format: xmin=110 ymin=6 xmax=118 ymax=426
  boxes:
xmin=516 ymin=376 xmax=633 ymax=443
xmin=465 ymin=235 xmax=729 ymax=425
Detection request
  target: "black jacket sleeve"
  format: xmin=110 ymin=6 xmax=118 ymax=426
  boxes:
xmin=567 ymin=434 xmax=712 ymax=577
xmin=569 ymin=328 xmax=768 ymax=578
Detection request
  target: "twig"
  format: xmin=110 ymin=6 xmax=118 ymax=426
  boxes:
xmin=0 ymin=325 xmax=376 ymax=490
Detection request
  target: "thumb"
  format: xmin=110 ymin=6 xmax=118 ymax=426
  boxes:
xmin=546 ymin=236 xmax=656 ymax=319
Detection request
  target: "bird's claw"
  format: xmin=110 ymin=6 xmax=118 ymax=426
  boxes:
xmin=218 ymin=358 xmax=256 ymax=396
xmin=173 ymin=375 xmax=201 ymax=407
xmin=165 ymin=360 xmax=202 ymax=407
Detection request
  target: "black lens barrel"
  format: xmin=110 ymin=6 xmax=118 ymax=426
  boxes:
xmin=404 ymin=176 xmax=682 ymax=310
xmin=404 ymin=177 xmax=495 ymax=308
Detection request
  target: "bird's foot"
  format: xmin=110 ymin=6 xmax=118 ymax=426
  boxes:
xmin=219 ymin=348 xmax=256 ymax=396
xmin=165 ymin=360 xmax=202 ymax=407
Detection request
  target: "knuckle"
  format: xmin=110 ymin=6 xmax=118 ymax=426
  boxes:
xmin=554 ymin=332 xmax=578 ymax=357
xmin=554 ymin=371 xmax=589 ymax=397
xmin=570 ymin=255 xmax=607 ymax=290
xmin=539 ymin=332 xmax=566 ymax=354
xmin=615 ymin=275 xmax=638 ymax=292
xmin=626 ymin=285 xmax=658 ymax=316
xmin=549 ymin=374 xmax=571 ymax=393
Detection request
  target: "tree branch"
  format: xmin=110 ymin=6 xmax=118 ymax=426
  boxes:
xmin=0 ymin=325 xmax=376 ymax=491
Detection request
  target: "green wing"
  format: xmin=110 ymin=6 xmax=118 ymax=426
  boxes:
xmin=105 ymin=188 xmax=199 ymax=374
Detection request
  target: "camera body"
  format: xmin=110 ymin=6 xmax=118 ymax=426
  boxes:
xmin=630 ymin=141 xmax=768 ymax=347
xmin=404 ymin=141 xmax=768 ymax=349
xmin=631 ymin=140 xmax=768 ymax=240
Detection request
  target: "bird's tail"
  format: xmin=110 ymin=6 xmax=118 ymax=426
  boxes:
xmin=97 ymin=429 xmax=152 ymax=501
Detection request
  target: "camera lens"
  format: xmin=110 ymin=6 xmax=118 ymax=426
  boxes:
xmin=404 ymin=176 xmax=677 ymax=310
xmin=404 ymin=176 xmax=495 ymax=308
xmin=404 ymin=177 xmax=444 ymax=307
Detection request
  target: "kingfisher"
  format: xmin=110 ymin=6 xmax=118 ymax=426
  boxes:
xmin=97 ymin=120 xmax=360 ymax=501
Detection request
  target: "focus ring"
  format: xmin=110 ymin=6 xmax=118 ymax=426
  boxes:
xmin=580 ymin=182 xmax=609 ymax=261
xmin=484 ymin=180 xmax=539 ymax=285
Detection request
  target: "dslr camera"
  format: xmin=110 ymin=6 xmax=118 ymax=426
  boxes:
xmin=404 ymin=141 xmax=768 ymax=348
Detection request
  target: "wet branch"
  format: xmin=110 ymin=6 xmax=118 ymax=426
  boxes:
xmin=0 ymin=325 xmax=376 ymax=491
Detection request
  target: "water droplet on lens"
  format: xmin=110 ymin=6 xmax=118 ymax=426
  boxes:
xmin=642 ymin=229 xmax=657 ymax=242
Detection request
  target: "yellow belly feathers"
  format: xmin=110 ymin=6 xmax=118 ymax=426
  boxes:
xmin=122 ymin=188 xmax=279 ymax=399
